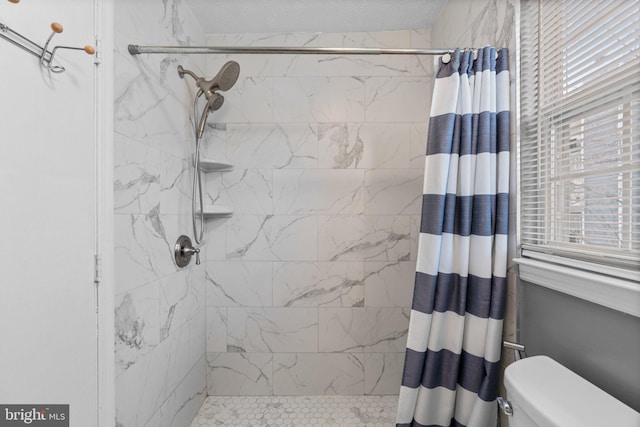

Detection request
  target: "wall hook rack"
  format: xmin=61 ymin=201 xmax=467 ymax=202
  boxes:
xmin=0 ymin=20 xmax=95 ymax=73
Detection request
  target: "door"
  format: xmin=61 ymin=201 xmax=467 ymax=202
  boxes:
xmin=0 ymin=1 xmax=101 ymax=425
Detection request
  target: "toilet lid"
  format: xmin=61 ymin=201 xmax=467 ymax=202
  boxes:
xmin=504 ymin=356 xmax=640 ymax=427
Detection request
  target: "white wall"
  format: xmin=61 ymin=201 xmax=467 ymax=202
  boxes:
xmin=0 ymin=1 xmax=109 ymax=425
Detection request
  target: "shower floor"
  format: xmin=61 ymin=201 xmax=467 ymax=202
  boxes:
xmin=189 ymin=395 xmax=398 ymax=427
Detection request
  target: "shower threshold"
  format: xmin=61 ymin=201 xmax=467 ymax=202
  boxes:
xmin=190 ymin=395 xmax=397 ymax=427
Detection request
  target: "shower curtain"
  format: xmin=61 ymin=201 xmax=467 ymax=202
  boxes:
xmin=396 ymin=47 xmax=510 ymax=427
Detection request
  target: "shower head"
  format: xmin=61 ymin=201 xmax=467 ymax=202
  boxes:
xmin=178 ymin=61 xmax=240 ymax=139
xmin=196 ymin=93 xmax=224 ymax=139
xmin=177 ymin=61 xmax=240 ymax=95
xmin=211 ymin=61 xmax=240 ymax=92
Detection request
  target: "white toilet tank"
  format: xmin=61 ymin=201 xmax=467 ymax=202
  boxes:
xmin=504 ymin=355 xmax=640 ymax=427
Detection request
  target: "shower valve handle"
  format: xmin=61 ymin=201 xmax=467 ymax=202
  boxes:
xmin=174 ymin=235 xmax=200 ymax=267
xmin=183 ymin=246 xmax=201 ymax=265
xmin=184 ymin=248 xmax=200 ymax=265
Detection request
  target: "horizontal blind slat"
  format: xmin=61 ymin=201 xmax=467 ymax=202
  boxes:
xmin=520 ymin=0 xmax=640 ymax=265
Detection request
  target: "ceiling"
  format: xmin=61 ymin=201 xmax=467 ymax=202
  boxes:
xmin=184 ymin=0 xmax=449 ymax=34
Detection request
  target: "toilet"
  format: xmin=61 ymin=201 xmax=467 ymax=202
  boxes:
xmin=503 ymin=355 xmax=640 ymax=427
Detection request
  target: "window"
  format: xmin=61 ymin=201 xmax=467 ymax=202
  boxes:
xmin=519 ymin=0 xmax=639 ymax=315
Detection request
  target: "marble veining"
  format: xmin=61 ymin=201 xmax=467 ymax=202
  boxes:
xmin=226 ymin=215 xmax=318 ymax=261
xmin=273 ymin=353 xmax=365 ymax=395
xmin=202 ymin=27 xmax=437 ymax=400
xmin=273 ymin=262 xmax=364 ymax=307
xmin=114 ymin=0 xmax=207 ymax=425
xmin=114 ymin=284 xmax=160 ymax=376
xmin=227 ymin=308 xmax=319 ymax=353
xmin=273 ymin=169 xmax=365 ymax=215
xmin=206 ymin=352 xmax=273 ymax=396
xmin=318 ymin=123 xmax=364 ymax=168
xmin=226 ymin=124 xmax=318 ymax=170
xmin=319 ymin=216 xmax=412 ymax=262
xmin=205 ymin=261 xmax=273 ymax=307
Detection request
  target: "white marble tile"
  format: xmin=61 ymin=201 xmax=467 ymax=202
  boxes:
xmin=209 ymin=32 xmax=319 ymax=78
xmin=410 ymin=215 xmax=422 ymax=262
xmin=205 ymin=261 xmax=273 ymax=307
xmin=318 ymin=55 xmax=411 ymax=77
xmin=227 ymin=308 xmax=318 ymax=353
xmin=159 ymin=266 xmax=204 ymax=341
xmin=318 ymin=123 xmax=411 ymax=169
xmin=364 ymin=77 xmax=431 ymax=123
xmin=319 ymin=30 xmax=411 ymax=48
xmin=114 ymin=0 xmax=207 ymax=422
xmin=410 ymin=123 xmax=429 ymax=169
xmin=317 ymin=32 xmax=413 ymax=78
xmin=187 ymin=308 xmax=206 ymax=371
xmin=205 ymin=168 xmax=273 ymax=215
xmin=364 ymin=353 xmax=404 ymax=395
xmin=144 ymin=356 xmax=206 ymax=427
xmin=114 ymin=211 xmax=181 ymax=295
xmin=273 ymin=77 xmax=365 ymax=123
xmin=206 ymin=352 xmax=273 ymax=396
xmin=364 ymin=169 xmax=423 ymax=215
xmin=273 ymin=353 xmax=365 ymax=395
xmin=114 ymin=54 xmax=193 ymax=160
xmin=115 ymin=324 xmax=190 ymax=427
xmin=206 ymin=307 xmax=227 ymax=353
xmin=203 ymin=172 xmax=224 ymax=207
xmin=157 ymin=154 xmax=192 ymax=217
xmin=320 ymin=308 xmax=365 ymax=352
xmin=272 ymin=262 xmax=364 ymax=307
xmin=273 ymin=169 xmax=364 ymax=215
xmin=317 ymin=123 xmax=365 ymax=168
xmin=115 ymin=282 xmax=160 ymax=377
xmin=365 ymin=261 xmax=416 ymax=307
xmin=113 ymin=134 xmax=191 ymax=216
xmin=114 ymin=0 xmax=204 ymax=145
xmin=227 ymin=123 xmax=318 ymax=169
xmin=114 ymin=133 xmax=163 ymax=214
xmin=319 ymin=307 xmax=410 ymax=353
xmin=211 ymin=77 xmax=273 ymax=123
xmin=226 ymin=215 xmax=318 ymax=261
xmin=204 ymin=218 xmax=227 ymax=261
xmin=164 ymin=323 xmax=193 ymax=400
xmin=430 ymin=0 xmax=515 ymax=50
xmin=318 ymin=215 xmax=411 ymax=261
xmin=201 ymin=123 xmax=227 ymax=160
xmin=410 ymin=28 xmax=435 ymax=76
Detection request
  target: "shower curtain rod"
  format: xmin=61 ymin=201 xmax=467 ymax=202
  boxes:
xmin=127 ymin=45 xmax=453 ymax=56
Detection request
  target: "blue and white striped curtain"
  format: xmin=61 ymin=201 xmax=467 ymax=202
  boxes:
xmin=396 ymin=47 xmax=510 ymax=427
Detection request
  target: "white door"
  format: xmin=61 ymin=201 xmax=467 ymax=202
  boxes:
xmin=0 ymin=1 xmax=102 ymax=425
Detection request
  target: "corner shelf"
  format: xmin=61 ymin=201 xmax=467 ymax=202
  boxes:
xmin=201 ymin=205 xmax=234 ymax=218
xmin=199 ymin=158 xmax=234 ymax=219
xmin=199 ymin=158 xmax=233 ymax=173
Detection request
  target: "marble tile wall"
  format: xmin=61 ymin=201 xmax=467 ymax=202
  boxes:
xmin=201 ymin=28 xmax=434 ymax=396
xmin=113 ymin=0 xmax=207 ymax=425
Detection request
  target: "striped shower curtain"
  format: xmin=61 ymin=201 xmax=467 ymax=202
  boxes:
xmin=396 ymin=47 xmax=510 ymax=427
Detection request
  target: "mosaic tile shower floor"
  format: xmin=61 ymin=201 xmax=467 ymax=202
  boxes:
xmin=190 ymin=395 xmax=398 ymax=427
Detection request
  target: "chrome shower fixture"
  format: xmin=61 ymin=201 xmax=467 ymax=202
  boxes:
xmin=178 ymin=61 xmax=240 ymax=138
xmin=178 ymin=61 xmax=240 ymax=247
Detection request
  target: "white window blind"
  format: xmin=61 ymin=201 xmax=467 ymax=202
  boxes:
xmin=520 ymin=0 xmax=640 ymax=269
